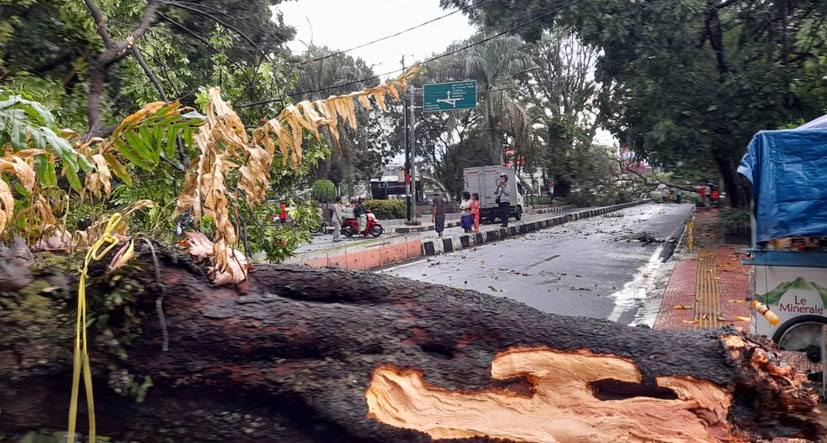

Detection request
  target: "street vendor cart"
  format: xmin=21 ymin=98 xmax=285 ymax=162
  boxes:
xmin=739 ymin=123 xmax=827 ymax=375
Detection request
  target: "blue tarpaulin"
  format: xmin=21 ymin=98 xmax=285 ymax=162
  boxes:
xmin=797 ymin=114 xmax=827 ymax=129
xmin=737 ymin=128 xmax=827 ymax=243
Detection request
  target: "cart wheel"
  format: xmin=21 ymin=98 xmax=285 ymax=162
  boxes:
xmin=772 ymin=315 xmax=827 ymax=362
xmin=514 ymin=206 xmax=522 ymax=221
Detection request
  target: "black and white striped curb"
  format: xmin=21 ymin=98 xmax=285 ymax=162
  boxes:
xmin=420 ymin=201 xmax=647 ymax=257
xmin=531 ymin=204 xmax=575 ymax=214
xmin=394 ymin=205 xmax=575 ymax=234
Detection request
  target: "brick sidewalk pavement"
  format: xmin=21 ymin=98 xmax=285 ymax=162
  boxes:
xmin=654 ymin=209 xmax=752 ymax=331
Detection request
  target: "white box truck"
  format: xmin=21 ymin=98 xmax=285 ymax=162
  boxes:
xmin=463 ymin=166 xmax=524 ymax=223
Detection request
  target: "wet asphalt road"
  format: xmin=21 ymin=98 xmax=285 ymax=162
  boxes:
xmin=380 ymin=203 xmax=694 ymax=324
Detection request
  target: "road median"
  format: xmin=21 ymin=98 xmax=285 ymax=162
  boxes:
xmin=286 ymin=200 xmax=648 ymax=270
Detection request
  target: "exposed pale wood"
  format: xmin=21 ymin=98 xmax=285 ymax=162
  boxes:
xmin=366 ymin=347 xmax=738 ymax=442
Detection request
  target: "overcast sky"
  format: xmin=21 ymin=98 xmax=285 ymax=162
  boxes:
xmin=275 ymin=0 xmax=477 ymax=79
xmin=274 ymin=1 xmax=614 ymax=147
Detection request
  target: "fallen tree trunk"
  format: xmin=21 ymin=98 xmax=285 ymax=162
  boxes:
xmin=0 ymin=245 xmax=824 ymax=442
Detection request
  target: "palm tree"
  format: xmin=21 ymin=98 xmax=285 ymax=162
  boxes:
xmin=464 ymin=34 xmax=534 ymax=164
xmin=292 ymin=46 xmax=384 ymax=186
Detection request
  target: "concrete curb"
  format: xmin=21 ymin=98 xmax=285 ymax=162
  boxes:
xmin=419 ymin=201 xmax=647 ymax=257
xmin=393 ymin=205 xmax=575 ymax=234
xmin=394 ymin=220 xmax=461 ymax=234
xmin=531 ymin=204 xmax=576 ymax=214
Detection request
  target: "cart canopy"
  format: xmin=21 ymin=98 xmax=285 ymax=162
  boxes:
xmin=737 ymin=128 xmax=827 ymax=243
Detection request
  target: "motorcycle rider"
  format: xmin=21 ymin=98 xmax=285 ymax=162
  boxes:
xmin=355 ymin=197 xmax=367 ymax=234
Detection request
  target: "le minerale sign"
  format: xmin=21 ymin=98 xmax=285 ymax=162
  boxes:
xmin=778 ymin=295 xmax=825 ymax=314
xmin=764 ymin=277 xmax=827 ymax=315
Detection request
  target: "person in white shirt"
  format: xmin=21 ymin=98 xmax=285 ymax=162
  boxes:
xmin=331 ymin=196 xmax=344 ymax=242
xmin=459 ymin=191 xmax=473 ymax=232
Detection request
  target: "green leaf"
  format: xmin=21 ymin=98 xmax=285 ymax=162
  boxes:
xmin=123 ymin=131 xmax=155 ymax=166
xmin=64 ymin=162 xmax=82 ymax=192
xmin=9 ymin=115 xmax=25 ymax=150
xmin=0 ymin=95 xmax=55 ymax=126
xmin=138 ymin=126 xmax=160 ymax=163
xmin=37 ymin=127 xmax=81 ymax=173
xmin=165 ymin=127 xmax=178 ymax=159
xmin=114 ymin=140 xmax=153 ymax=171
xmin=34 ymin=154 xmax=57 ymax=187
xmin=14 ymin=181 xmax=29 ymax=198
xmin=103 ymin=153 xmax=132 ymax=186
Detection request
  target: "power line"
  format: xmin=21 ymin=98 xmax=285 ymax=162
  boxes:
xmin=236 ymin=0 xmax=580 ymax=108
xmin=303 ymin=0 xmax=490 ymax=65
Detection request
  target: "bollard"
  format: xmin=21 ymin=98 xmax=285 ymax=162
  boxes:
xmin=687 ymin=221 xmax=695 ymax=252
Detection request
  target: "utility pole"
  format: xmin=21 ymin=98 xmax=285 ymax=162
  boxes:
xmin=401 ymin=56 xmax=420 ymax=225
xmin=409 ymin=84 xmax=418 ymax=224
xmin=401 ymin=55 xmax=412 ymax=223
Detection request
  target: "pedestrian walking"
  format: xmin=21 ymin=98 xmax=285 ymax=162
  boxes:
xmin=471 ymin=192 xmax=480 ymax=232
xmin=432 ymin=190 xmax=446 ymax=238
xmin=459 ymin=191 xmax=473 ymax=233
xmin=675 ymin=188 xmax=682 ymax=204
xmin=660 ymin=187 xmax=669 ymax=203
xmin=494 ymin=174 xmax=511 ymax=227
xmin=331 ymin=195 xmax=344 ymax=242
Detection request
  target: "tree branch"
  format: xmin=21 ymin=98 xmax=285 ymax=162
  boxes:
xmin=132 ymin=45 xmax=168 ymax=101
xmin=84 ymin=0 xmax=160 ymax=140
xmin=83 ymin=0 xmax=116 ymax=49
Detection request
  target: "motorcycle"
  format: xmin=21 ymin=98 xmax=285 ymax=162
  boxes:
xmin=265 ymin=214 xmax=326 ymax=234
xmin=342 ymin=210 xmax=383 ymax=238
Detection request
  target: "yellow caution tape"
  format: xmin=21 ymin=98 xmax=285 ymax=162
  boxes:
xmin=68 ymin=213 xmax=122 ymax=443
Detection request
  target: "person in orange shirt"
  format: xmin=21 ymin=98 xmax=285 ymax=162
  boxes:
xmin=471 ymin=193 xmax=480 ymax=232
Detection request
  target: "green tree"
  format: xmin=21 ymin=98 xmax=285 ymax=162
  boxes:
xmin=442 ymin=0 xmax=827 ymax=208
xmin=311 ymin=179 xmax=335 ymax=204
xmin=0 ymin=0 xmax=296 ymax=136
xmin=463 ymin=34 xmax=534 ymax=165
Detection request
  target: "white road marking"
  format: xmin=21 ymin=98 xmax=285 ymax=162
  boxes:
xmin=607 ymin=245 xmax=664 ymax=323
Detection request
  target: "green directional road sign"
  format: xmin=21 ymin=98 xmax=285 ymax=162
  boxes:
xmin=423 ymin=81 xmax=477 ymax=112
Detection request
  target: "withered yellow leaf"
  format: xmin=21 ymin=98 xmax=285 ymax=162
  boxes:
xmin=357 ymin=94 xmax=371 ymax=112
xmin=106 ymin=238 xmax=135 ymax=275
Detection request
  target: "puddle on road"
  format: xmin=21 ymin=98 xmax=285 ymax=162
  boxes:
xmin=606 ymin=245 xmax=664 ymax=325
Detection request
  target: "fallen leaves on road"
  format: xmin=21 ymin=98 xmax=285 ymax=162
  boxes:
xmin=674 ymin=304 xmax=694 ymax=310
xmin=735 ymin=316 xmax=751 ymax=322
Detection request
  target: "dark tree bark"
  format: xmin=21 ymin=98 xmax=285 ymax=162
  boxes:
xmin=83 ymin=0 xmax=160 ymax=140
xmin=713 ymin=147 xmax=749 ymax=208
xmin=0 ymin=247 xmax=824 ymax=442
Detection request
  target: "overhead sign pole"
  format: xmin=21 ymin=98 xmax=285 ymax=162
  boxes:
xmin=410 ymin=87 xmax=418 ymax=223
xmin=401 ymin=80 xmax=476 ymax=225
xmin=401 ymin=56 xmax=414 ymax=224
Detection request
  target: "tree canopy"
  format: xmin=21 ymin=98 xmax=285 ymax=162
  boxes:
xmin=441 ymin=0 xmax=827 ymax=207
